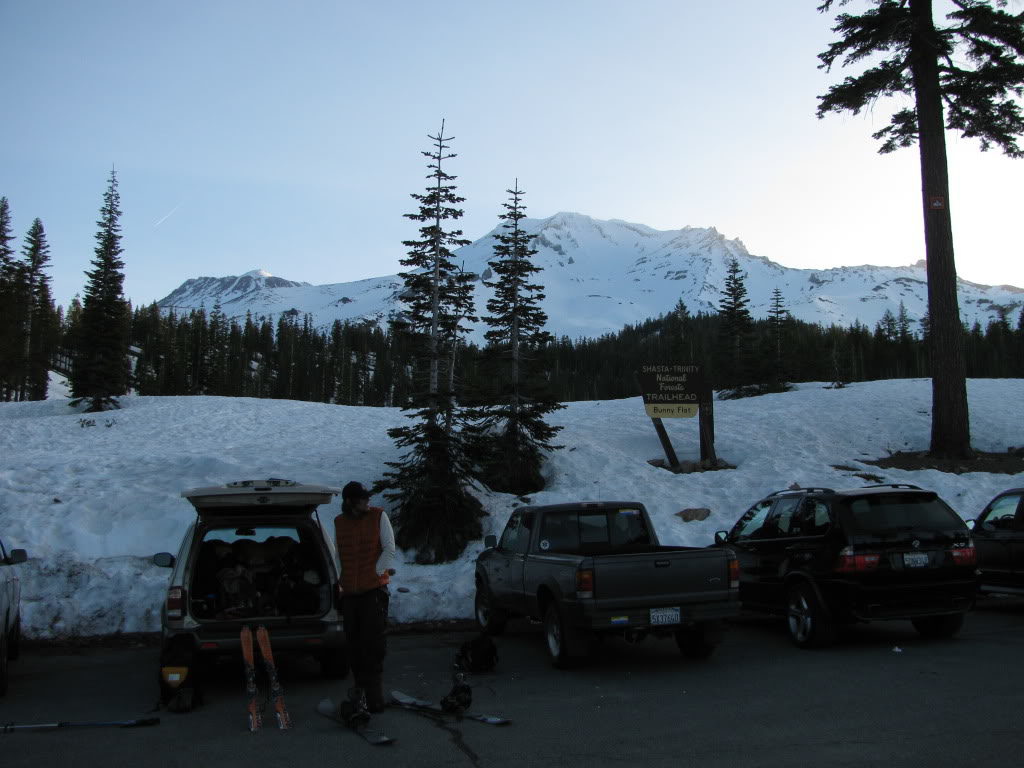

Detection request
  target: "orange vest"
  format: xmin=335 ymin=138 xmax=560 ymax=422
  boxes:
xmin=335 ymin=507 xmax=390 ymax=595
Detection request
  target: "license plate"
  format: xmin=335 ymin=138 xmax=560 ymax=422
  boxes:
xmin=903 ymin=552 xmax=930 ymax=568
xmin=650 ymin=607 xmax=681 ymax=626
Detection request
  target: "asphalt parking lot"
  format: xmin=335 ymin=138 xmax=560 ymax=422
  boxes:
xmin=2 ymin=597 xmax=1023 ymax=768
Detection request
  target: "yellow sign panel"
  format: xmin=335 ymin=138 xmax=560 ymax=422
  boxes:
xmin=644 ymin=403 xmax=698 ymax=419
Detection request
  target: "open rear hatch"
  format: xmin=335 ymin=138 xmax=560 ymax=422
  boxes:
xmin=181 ymin=479 xmax=341 ymax=623
xmin=184 ymin=478 xmax=340 ymax=514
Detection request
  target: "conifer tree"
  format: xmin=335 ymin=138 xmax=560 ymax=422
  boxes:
xmin=70 ymin=170 xmax=130 ymax=411
xmin=817 ymin=0 xmax=1024 ymax=458
xmin=666 ymin=298 xmax=694 ymax=362
xmin=478 ymin=182 xmax=563 ymax=494
xmin=0 ymin=197 xmax=19 ymax=400
xmin=380 ymin=123 xmax=483 ymax=564
xmin=768 ymin=286 xmax=791 ymax=391
xmin=717 ymin=258 xmax=755 ymax=396
xmin=19 ymin=218 xmax=56 ymax=400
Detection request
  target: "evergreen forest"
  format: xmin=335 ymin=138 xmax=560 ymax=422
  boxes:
xmin=4 ymin=293 xmax=1017 ymax=407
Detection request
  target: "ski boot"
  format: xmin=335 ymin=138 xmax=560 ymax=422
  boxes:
xmin=338 ymin=687 xmax=371 ymax=726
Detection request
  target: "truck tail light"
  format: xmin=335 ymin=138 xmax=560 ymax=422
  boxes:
xmin=166 ymin=587 xmax=186 ymax=619
xmin=576 ymin=568 xmax=594 ymax=599
xmin=835 ymin=547 xmax=881 ymax=573
xmin=728 ymin=555 xmax=739 ymax=589
xmin=948 ymin=543 xmax=976 ymax=566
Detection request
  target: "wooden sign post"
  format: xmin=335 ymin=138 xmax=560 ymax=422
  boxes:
xmin=635 ymin=364 xmax=716 ymax=470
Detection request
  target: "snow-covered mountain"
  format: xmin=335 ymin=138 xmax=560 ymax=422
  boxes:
xmin=157 ymin=214 xmax=1024 ymax=339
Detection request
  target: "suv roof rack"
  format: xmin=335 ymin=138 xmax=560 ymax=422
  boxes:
xmin=226 ymin=478 xmax=297 ymax=489
xmin=767 ymin=487 xmax=835 ymax=497
xmin=860 ymin=483 xmax=923 ymax=490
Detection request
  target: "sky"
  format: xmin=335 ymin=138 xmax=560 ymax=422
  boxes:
xmin=3 ymin=375 xmax=1021 ymax=637
xmin=2 ymin=0 xmax=1023 ymax=311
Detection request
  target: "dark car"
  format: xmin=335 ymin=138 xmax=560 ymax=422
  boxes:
xmin=968 ymin=488 xmax=1024 ymax=595
xmin=714 ymin=484 xmax=977 ymax=648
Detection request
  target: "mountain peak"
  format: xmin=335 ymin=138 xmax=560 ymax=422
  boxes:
xmin=156 ymin=213 xmax=1022 ymax=339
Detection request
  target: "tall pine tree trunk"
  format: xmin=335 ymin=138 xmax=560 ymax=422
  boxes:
xmin=909 ymin=0 xmax=972 ymax=459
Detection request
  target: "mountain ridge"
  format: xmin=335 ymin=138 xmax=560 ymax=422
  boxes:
xmin=157 ymin=212 xmax=1023 ymax=340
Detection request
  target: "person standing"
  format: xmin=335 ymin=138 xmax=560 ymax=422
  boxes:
xmin=334 ymin=481 xmax=396 ymax=713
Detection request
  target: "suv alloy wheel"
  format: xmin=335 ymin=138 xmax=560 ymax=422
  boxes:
xmin=787 ymin=582 xmax=836 ymax=649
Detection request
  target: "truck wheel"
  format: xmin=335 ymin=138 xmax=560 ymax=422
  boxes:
xmin=543 ymin=603 xmax=575 ymax=669
xmin=675 ymin=620 xmax=724 ymax=660
xmin=911 ymin=613 xmax=964 ymax=639
xmin=8 ymin=616 xmax=20 ymax=661
xmin=474 ymin=584 xmax=507 ymax=636
xmin=0 ymin=629 xmax=8 ymax=696
xmin=787 ymin=582 xmax=836 ymax=649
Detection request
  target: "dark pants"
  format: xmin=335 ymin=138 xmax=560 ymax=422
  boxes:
xmin=341 ymin=587 xmax=389 ymax=686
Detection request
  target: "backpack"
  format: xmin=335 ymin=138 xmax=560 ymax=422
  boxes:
xmin=456 ymin=633 xmax=499 ymax=674
xmin=216 ymin=562 xmax=259 ymax=617
xmin=158 ymin=640 xmax=204 ymax=713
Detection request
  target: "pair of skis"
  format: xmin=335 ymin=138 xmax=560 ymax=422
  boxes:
xmin=316 ymin=689 xmax=510 ymax=746
xmin=240 ymin=625 xmax=291 ymax=732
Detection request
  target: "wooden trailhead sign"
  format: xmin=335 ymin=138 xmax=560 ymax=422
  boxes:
xmin=635 ymin=363 xmax=717 ymax=469
xmin=635 ymin=364 xmax=706 ymax=418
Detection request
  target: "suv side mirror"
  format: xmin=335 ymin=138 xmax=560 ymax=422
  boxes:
xmin=153 ymin=552 xmax=176 ymax=568
xmin=714 ymin=531 xmax=729 ymax=546
xmin=484 ymin=535 xmax=497 ymax=549
xmin=7 ymin=549 xmax=27 ymax=564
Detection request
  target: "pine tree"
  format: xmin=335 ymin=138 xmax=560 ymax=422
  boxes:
xmin=1016 ymin=307 xmax=1024 ymax=376
xmin=767 ymin=287 xmax=791 ymax=391
xmin=380 ymin=123 xmax=483 ymax=564
xmin=717 ymin=258 xmax=755 ymax=396
xmin=0 ymin=197 xmax=20 ymax=400
xmin=70 ymin=169 xmax=130 ymax=411
xmin=660 ymin=298 xmax=691 ymax=363
xmin=817 ymin=0 xmax=1024 ymax=457
xmin=477 ymin=182 xmax=563 ymax=494
xmin=19 ymin=218 xmax=56 ymax=400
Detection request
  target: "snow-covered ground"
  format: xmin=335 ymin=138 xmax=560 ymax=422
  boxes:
xmin=1 ymin=379 xmax=1021 ymax=639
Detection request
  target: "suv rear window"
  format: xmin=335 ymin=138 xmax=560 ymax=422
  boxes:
xmin=190 ymin=524 xmax=327 ymax=619
xmin=538 ymin=508 xmax=652 ymax=555
xmin=838 ymin=493 xmax=963 ymax=534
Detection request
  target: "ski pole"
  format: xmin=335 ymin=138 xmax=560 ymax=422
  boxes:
xmin=1 ymin=717 xmax=160 ymax=733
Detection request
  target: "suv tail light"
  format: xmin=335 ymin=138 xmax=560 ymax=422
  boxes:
xmin=728 ymin=555 xmax=739 ymax=589
xmin=835 ymin=547 xmax=881 ymax=573
xmin=166 ymin=587 xmax=186 ymax=619
xmin=576 ymin=568 xmax=594 ymax=599
xmin=948 ymin=542 xmax=976 ymax=566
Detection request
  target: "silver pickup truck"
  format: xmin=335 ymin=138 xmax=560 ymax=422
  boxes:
xmin=474 ymin=501 xmax=739 ymax=667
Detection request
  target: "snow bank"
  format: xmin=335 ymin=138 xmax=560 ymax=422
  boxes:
xmin=1 ymin=379 xmax=1021 ymax=638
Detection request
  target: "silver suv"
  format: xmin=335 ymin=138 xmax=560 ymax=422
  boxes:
xmin=153 ymin=479 xmax=347 ymax=707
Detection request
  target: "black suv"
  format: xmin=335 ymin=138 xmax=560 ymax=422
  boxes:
xmin=714 ymin=484 xmax=977 ymax=648
xmin=968 ymin=488 xmax=1024 ymax=595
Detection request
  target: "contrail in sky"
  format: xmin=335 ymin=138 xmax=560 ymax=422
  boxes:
xmin=153 ymin=203 xmax=182 ymax=229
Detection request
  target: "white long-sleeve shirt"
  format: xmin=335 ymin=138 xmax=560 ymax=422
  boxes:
xmin=375 ymin=511 xmax=397 ymax=576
